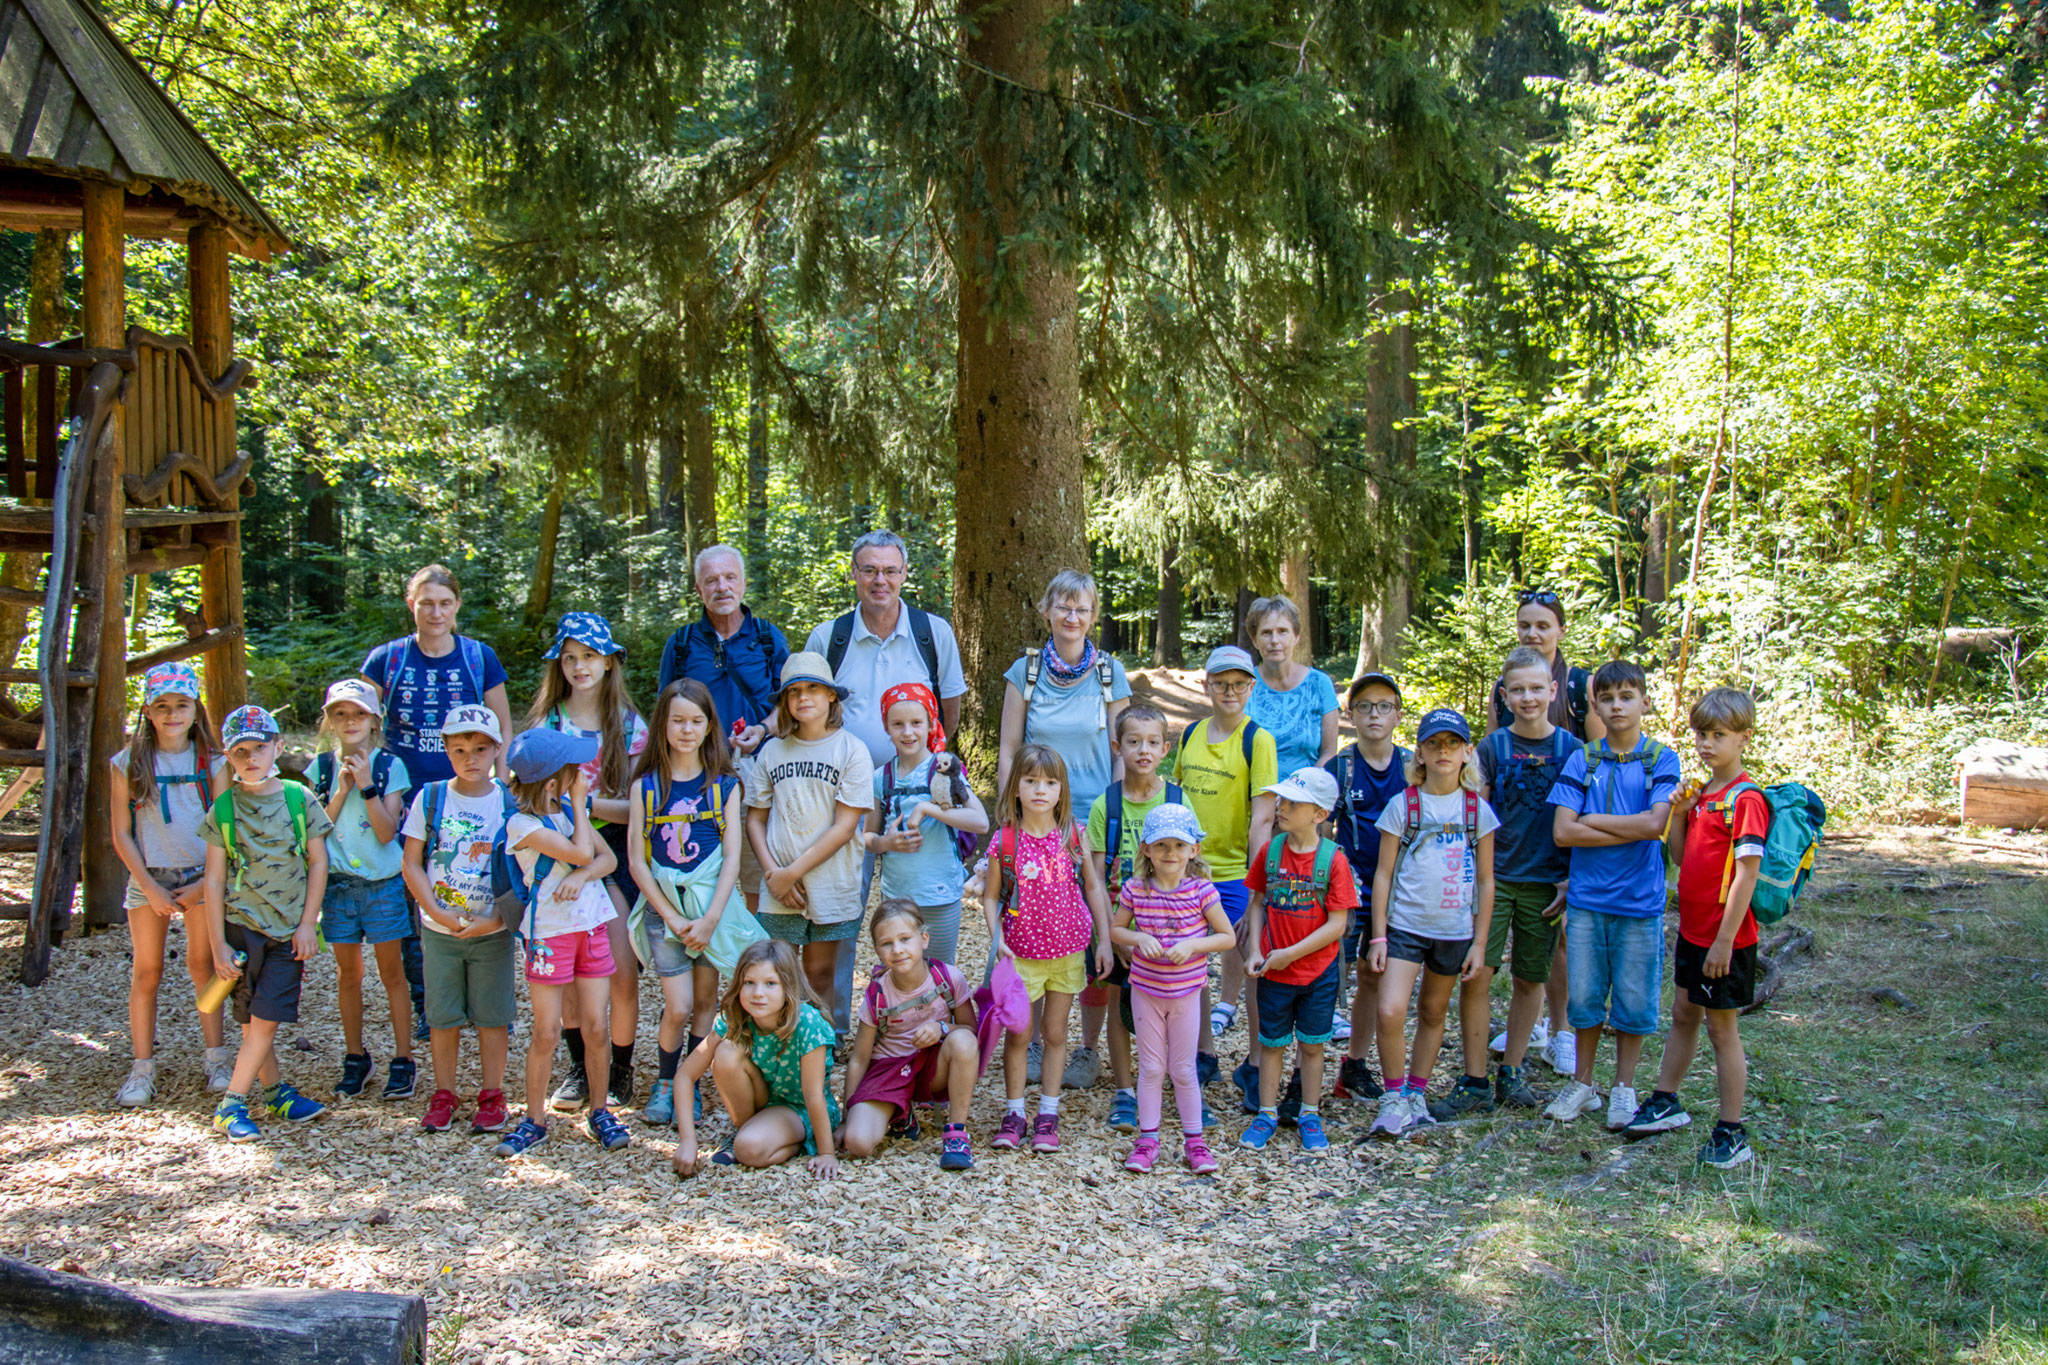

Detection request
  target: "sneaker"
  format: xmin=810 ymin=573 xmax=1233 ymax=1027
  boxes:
xmin=1108 ymin=1091 xmax=1139 ymax=1134
xmin=607 ymin=1061 xmax=634 ymax=1110
xmin=1233 ymin=1059 xmax=1260 ymax=1116
xmin=1699 ymin=1125 xmax=1755 ymax=1169
xmin=1298 ymin=1112 xmax=1330 ymax=1154
xmin=1334 ymin=1057 xmax=1382 ymax=1101
xmin=382 ymin=1057 xmax=417 ymax=1101
xmin=549 ymin=1066 xmax=588 ymax=1112
xmin=888 ymin=1111 xmax=923 ymax=1142
xmin=1368 ymin=1092 xmax=1412 ymax=1139
xmin=204 ymin=1047 xmax=235 ymax=1093
xmin=1024 ymin=1038 xmax=1043 ymax=1086
xmin=1183 ymin=1134 xmax=1219 ymax=1175
xmin=1240 ymin=1113 xmax=1279 ymax=1150
xmin=1428 ymin=1077 xmax=1497 ymax=1121
xmin=263 ymin=1082 xmax=326 ymax=1123
xmin=493 ymin=1117 xmax=548 ymax=1158
xmin=1209 ymin=1001 xmax=1238 ymax=1036
xmin=1545 ymin=1029 xmax=1577 ymax=1077
xmin=1030 ymin=1113 xmax=1061 ymax=1153
xmin=939 ymin=1126 xmax=974 ymax=1171
xmin=1195 ymin=1051 xmax=1220 ymax=1087
xmin=1496 ymin=1064 xmax=1540 ymax=1110
xmin=1406 ymin=1093 xmax=1439 ymax=1131
xmin=471 ymin=1088 xmax=509 ymax=1133
xmin=411 ymin=1003 xmax=430 ymax=1044
xmin=116 ymin=1059 xmax=156 ymax=1107
xmin=336 ymin=1052 xmax=374 ymax=1100
xmin=1278 ymin=1069 xmax=1304 ymax=1127
xmin=1606 ymin=1084 xmax=1640 ymax=1131
xmin=213 ymin=1096 xmax=259 ymax=1141
xmin=1062 ymin=1045 xmax=1100 ymax=1091
xmin=1491 ymin=1020 xmax=1547 ymax=1059
xmin=992 ymin=1110 xmax=1029 ymax=1151
xmin=1125 ymin=1134 xmax=1161 ymax=1173
xmin=1330 ymin=1013 xmax=1352 ymax=1044
xmin=643 ymin=1079 xmax=677 ymax=1126
xmin=1544 ymin=1080 xmax=1603 ymax=1122
xmin=709 ymin=1144 xmax=737 ymax=1166
xmin=588 ymin=1107 xmax=631 ymax=1151
xmin=1624 ymin=1092 xmax=1692 ymax=1138
xmin=421 ymin=1088 xmax=459 ymax=1132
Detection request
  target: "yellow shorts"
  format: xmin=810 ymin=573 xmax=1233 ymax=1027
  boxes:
xmin=1012 ymin=950 xmax=1087 ymax=1001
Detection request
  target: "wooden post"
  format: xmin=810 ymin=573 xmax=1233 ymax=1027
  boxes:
xmin=188 ymin=223 xmax=246 ymax=719
xmin=80 ymin=182 xmax=127 ymax=929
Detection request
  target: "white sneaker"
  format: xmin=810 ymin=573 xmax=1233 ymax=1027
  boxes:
xmin=1489 ymin=1020 xmax=1547 ymax=1058
xmin=1544 ymin=1080 xmax=1603 ymax=1122
xmin=1331 ymin=1013 xmax=1352 ymax=1044
xmin=204 ymin=1046 xmax=235 ymax=1093
xmin=1368 ymin=1091 xmax=1412 ymax=1139
xmin=115 ymin=1059 xmax=156 ymax=1107
xmin=1546 ymin=1029 xmax=1578 ymax=1077
xmin=1606 ymin=1084 xmax=1640 ymax=1131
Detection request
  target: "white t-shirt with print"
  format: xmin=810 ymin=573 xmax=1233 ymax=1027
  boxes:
xmin=745 ymin=728 xmax=874 ymax=923
xmin=505 ymin=810 xmax=618 ymax=939
xmin=1374 ymin=788 xmax=1502 ymax=941
xmin=401 ymin=781 xmax=509 ymax=935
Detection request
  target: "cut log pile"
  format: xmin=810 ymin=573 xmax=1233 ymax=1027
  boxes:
xmin=1956 ymin=739 xmax=2048 ymax=831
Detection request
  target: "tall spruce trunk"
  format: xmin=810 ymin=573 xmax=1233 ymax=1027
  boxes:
xmin=1154 ymin=535 xmax=1183 ymax=667
xmin=952 ymin=0 xmax=1084 ymax=768
xmin=684 ymin=287 xmax=719 ymax=558
xmin=524 ymin=466 xmax=567 ymax=629
xmin=302 ymin=436 xmax=344 ymax=617
xmin=1356 ymin=288 xmax=1416 ymax=675
xmin=747 ymin=311 xmax=771 ymax=582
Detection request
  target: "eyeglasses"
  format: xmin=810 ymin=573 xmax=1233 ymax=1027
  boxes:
xmin=1351 ymin=701 xmax=1398 ymax=717
xmin=1209 ymin=680 xmax=1254 ymax=697
xmin=855 ymin=565 xmax=906 ymax=581
xmin=1518 ymin=589 xmax=1561 ymax=606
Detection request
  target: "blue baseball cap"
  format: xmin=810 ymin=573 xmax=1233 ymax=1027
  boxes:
xmin=1139 ymin=803 xmax=1206 ymax=846
xmin=1415 ymin=707 xmax=1472 ymax=745
xmin=221 ymin=704 xmax=281 ymax=749
xmin=506 ymin=727 xmax=599 ymax=782
xmin=545 ymin=612 xmax=621 ymax=660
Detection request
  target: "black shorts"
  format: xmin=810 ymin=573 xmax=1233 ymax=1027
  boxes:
xmin=1674 ymin=938 xmax=1757 ymax=1011
xmin=223 ymin=922 xmax=305 ymax=1025
xmin=1385 ymin=926 xmax=1473 ymax=978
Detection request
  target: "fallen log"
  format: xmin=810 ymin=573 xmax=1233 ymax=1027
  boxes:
xmin=1742 ymin=927 xmax=1815 ymax=1015
xmin=0 ymin=1255 xmax=424 ymax=1365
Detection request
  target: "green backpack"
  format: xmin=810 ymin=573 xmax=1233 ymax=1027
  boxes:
xmin=1707 ymin=780 xmax=1827 ymax=925
xmin=213 ymin=782 xmax=312 ymax=892
xmin=1581 ymin=737 xmax=1670 ymax=812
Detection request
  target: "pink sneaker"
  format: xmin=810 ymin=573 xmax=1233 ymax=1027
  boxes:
xmin=1125 ymin=1134 xmax=1161 ymax=1173
xmin=1183 ymin=1133 xmax=1218 ymax=1174
xmin=991 ymin=1110 xmax=1029 ymax=1150
xmin=1031 ymin=1113 xmax=1062 ymax=1152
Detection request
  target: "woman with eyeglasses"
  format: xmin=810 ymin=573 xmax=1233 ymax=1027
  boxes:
xmin=1244 ymin=596 xmax=1341 ymax=779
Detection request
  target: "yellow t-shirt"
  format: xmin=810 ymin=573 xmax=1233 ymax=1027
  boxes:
xmin=1168 ymin=717 xmax=1279 ymax=880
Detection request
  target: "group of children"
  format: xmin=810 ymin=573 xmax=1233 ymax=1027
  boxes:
xmin=110 ymin=594 xmax=1771 ymax=1176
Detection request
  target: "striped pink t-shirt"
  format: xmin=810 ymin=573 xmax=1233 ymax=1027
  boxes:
xmin=1119 ymin=876 xmax=1222 ymax=998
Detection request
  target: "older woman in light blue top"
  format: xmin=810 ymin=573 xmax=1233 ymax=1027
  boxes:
xmin=1245 ymin=595 xmax=1340 ymax=778
xmin=996 ymin=569 xmax=1133 ymax=820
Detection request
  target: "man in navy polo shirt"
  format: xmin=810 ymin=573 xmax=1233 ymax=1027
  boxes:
xmin=656 ymin=544 xmax=792 ymax=754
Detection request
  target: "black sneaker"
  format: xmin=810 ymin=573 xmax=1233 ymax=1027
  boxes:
xmin=1494 ymin=1064 xmax=1539 ymax=1110
xmin=381 ymin=1056 xmax=417 ymax=1101
xmin=1334 ymin=1056 xmax=1382 ymax=1101
xmin=607 ymin=1061 xmax=634 ymax=1110
xmin=1196 ymin=1051 xmax=1220 ymax=1087
xmin=550 ymin=1066 xmax=589 ymax=1112
xmin=1624 ymin=1092 xmax=1693 ymax=1139
xmin=1698 ymin=1124 xmax=1754 ymax=1169
xmin=336 ymin=1052 xmax=373 ymax=1100
xmin=1427 ymin=1076 xmax=1497 ymax=1121
xmin=1233 ymin=1059 xmax=1261 ymax=1116
xmin=411 ymin=1001 xmax=430 ymax=1044
xmin=1277 ymin=1069 xmax=1304 ymax=1128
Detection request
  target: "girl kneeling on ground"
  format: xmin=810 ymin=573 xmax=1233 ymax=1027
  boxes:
xmin=840 ymin=900 xmax=980 ymax=1171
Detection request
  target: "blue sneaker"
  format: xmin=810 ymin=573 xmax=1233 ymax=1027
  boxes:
xmin=212 ymin=1096 xmax=259 ymax=1142
xmin=1240 ymin=1113 xmax=1279 ymax=1150
xmin=1233 ymin=1060 xmax=1261 ymax=1115
xmin=1298 ymin=1112 xmax=1330 ymax=1154
xmin=643 ymin=1078 xmax=676 ymax=1126
xmin=588 ymin=1106 xmax=631 ymax=1151
xmin=1108 ymin=1091 xmax=1139 ymax=1134
xmin=1196 ymin=1051 xmax=1220 ymax=1087
xmin=493 ymin=1118 xmax=548 ymax=1158
xmin=382 ymin=1056 xmax=416 ymax=1101
xmin=263 ymin=1082 xmax=326 ymax=1123
xmin=1201 ymin=1103 xmax=1219 ymax=1131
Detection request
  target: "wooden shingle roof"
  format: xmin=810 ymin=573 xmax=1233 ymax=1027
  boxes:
xmin=0 ymin=0 xmax=288 ymax=257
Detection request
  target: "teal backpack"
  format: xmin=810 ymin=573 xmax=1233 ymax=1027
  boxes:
xmin=1706 ymin=780 xmax=1827 ymax=925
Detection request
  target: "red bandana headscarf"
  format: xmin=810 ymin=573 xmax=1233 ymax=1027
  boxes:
xmin=879 ymin=681 xmax=946 ymax=753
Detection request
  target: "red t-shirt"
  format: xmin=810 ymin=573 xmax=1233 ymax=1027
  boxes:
xmin=1244 ymin=837 xmax=1359 ymax=984
xmin=1677 ymin=775 xmax=1769 ymax=949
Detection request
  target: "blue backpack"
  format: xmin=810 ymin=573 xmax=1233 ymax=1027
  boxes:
xmin=418 ymin=779 xmax=547 ymax=942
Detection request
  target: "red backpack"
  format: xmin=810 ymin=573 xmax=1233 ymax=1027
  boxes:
xmin=863 ymin=960 xmax=969 ymax=1048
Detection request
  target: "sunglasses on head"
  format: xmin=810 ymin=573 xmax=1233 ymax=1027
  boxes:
xmin=1518 ymin=589 xmax=1561 ymax=607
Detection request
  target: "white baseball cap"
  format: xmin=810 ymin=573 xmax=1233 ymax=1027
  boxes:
xmin=1265 ymin=766 xmax=1341 ymax=811
xmin=439 ymin=704 xmax=502 ymax=743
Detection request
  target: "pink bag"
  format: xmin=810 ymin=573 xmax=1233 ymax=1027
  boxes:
xmin=973 ymin=956 xmax=1031 ymax=1077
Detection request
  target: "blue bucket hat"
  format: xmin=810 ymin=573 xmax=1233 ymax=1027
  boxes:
xmin=1139 ymin=802 xmax=1206 ymax=846
xmin=545 ymin=612 xmax=621 ymax=660
xmin=507 ymin=727 xmax=600 ymax=783
xmin=1415 ymin=707 xmax=1473 ymax=745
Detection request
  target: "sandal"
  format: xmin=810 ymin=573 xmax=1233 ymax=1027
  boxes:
xmin=1209 ymin=1002 xmax=1239 ymax=1036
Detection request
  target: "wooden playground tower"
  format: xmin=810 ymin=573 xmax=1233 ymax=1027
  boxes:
xmin=0 ymin=0 xmax=288 ymax=982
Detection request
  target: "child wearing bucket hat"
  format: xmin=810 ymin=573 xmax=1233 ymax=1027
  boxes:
xmin=109 ymin=661 xmax=231 ymax=1106
xmin=743 ymin=652 xmax=875 ymax=1031
xmin=524 ymin=611 xmax=649 ymax=1110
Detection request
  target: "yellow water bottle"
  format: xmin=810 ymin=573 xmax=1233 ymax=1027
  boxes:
xmin=196 ymin=951 xmax=246 ymax=1013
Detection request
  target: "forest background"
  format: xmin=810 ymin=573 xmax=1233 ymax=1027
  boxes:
xmin=2 ymin=0 xmax=2043 ymax=821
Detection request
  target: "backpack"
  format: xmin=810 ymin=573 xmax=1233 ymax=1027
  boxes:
xmin=707 ymin=616 xmax=779 ymax=724
xmin=1332 ymin=745 xmax=1409 ymax=856
xmin=133 ymin=754 xmax=213 ymax=824
xmin=862 ymin=960 xmax=968 ymax=1049
xmin=880 ymin=756 xmax=979 ymax=865
xmin=639 ymin=772 xmax=728 ymax=861
xmin=1262 ymin=835 xmax=1339 ymax=930
xmin=212 ymin=782 xmax=312 ymax=893
xmin=377 ymin=635 xmax=486 ymax=722
xmin=1020 ymin=646 xmax=1118 ymax=768
xmin=310 ymin=750 xmax=396 ymax=803
xmin=824 ymin=604 xmax=942 ymax=695
xmin=990 ymin=821 xmax=1085 ymax=917
xmin=1388 ymin=785 xmax=1482 ymax=886
xmin=1100 ymin=778 xmax=1184 ymax=892
xmin=1177 ymin=717 xmax=1263 ymax=775
xmin=1581 ymin=737 xmax=1670 ymax=813
xmin=1706 ymin=780 xmax=1827 ymax=925
xmin=490 ymin=792 xmax=578 ymax=947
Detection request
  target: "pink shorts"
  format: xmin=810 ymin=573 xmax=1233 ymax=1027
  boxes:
xmin=525 ymin=926 xmax=615 ymax=985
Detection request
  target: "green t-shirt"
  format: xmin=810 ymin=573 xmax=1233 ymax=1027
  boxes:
xmin=1168 ymin=717 xmax=1279 ymax=880
xmin=714 ymin=1001 xmax=842 ymax=1123
xmin=1086 ymin=781 xmax=1174 ymax=893
xmin=200 ymin=784 xmax=335 ymax=939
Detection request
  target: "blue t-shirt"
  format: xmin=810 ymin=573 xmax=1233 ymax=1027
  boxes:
xmin=639 ymin=771 xmax=737 ymax=875
xmin=657 ymin=610 xmax=791 ymax=732
xmin=1546 ymin=737 xmax=1681 ymax=919
xmin=873 ymin=754 xmax=968 ymax=907
xmin=1322 ymin=745 xmax=1409 ymax=868
xmin=1478 ymin=727 xmax=1575 ymax=884
xmin=1002 ymin=653 xmax=1132 ymax=820
xmin=361 ymin=636 xmax=509 ymax=785
xmin=1249 ymin=667 xmax=1340 ymax=780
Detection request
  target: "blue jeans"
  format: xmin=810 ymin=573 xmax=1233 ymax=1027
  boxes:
xmin=1565 ymin=906 xmax=1665 ymax=1036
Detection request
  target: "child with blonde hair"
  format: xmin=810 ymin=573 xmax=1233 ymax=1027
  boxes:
xmin=840 ymin=902 xmax=979 ymax=1170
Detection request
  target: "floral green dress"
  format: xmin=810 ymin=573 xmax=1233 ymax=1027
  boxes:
xmin=714 ymin=1001 xmax=841 ymax=1153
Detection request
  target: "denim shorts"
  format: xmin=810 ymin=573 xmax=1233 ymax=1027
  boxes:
xmin=645 ymin=928 xmax=701 ymax=979
xmin=1257 ymin=960 xmax=1341 ymax=1047
xmin=321 ymin=874 xmax=412 ymax=946
xmin=757 ymin=911 xmax=860 ymax=946
xmin=1565 ymin=906 xmax=1665 ymax=1036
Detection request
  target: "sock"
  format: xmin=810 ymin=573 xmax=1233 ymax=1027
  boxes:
xmin=1461 ymin=1074 xmax=1489 ymax=1090
xmin=564 ymin=1030 xmax=587 ymax=1075
xmin=1140 ymin=1127 xmax=1160 ymax=1138
xmin=1038 ymin=1095 xmax=1061 ymax=1116
xmin=1116 ymin=1087 xmax=1136 ymax=1102
xmin=657 ymin=1044 xmax=683 ymax=1082
xmin=1006 ymin=1098 xmax=1027 ymax=1117
xmin=1714 ymin=1118 xmax=1745 ymax=1134
xmin=1405 ymin=1076 xmax=1428 ymax=1096
xmin=1300 ymin=1105 xmax=1320 ymax=1119
xmin=1652 ymin=1090 xmax=1679 ymax=1104
xmin=1259 ymin=1106 xmax=1278 ymax=1120
xmin=1499 ymin=1064 xmax=1520 ymax=1080
xmin=223 ymin=1089 xmax=247 ymax=1105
